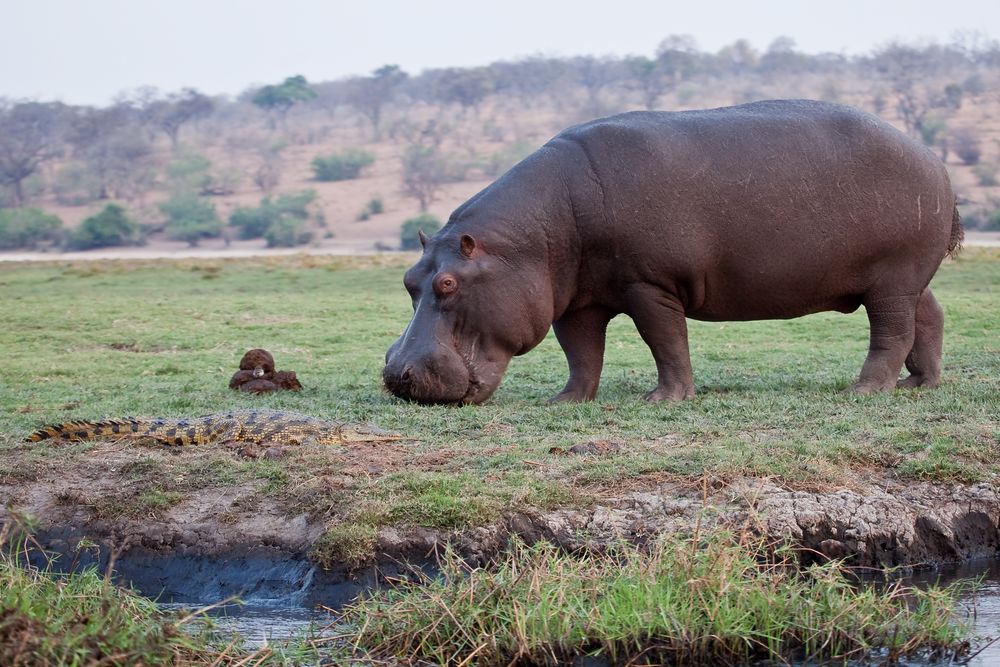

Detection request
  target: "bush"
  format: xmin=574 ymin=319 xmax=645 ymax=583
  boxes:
xmin=985 ymin=209 xmax=1000 ymax=232
xmin=229 ymin=189 xmax=315 ymax=241
xmin=165 ymin=151 xmax=212 ymax=193
xmin=0 ymin=208 xmax=63 ymax=249
xmin=357 ymin=196 xmax=384 ymax=221
xmin=400 ymin=213 xmax=443 ymax=250
xmin=973 ymin=164 xmax=998 ymax=187
xmin=264 ymin=215 xmax=313 ymax=247
xmin=69 ymin=204 xmax=141 ymax=250
xmin=951 ymin=129 xmax=982 ymax=166
xmin=311 ymin=149 xmax=375 ymax=181
xmin=918 ymin=115 xmax=946 ymax=148
xmin=158 ymin=194 xmax=222 ymax=246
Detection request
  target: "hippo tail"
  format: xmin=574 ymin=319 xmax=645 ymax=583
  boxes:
xmin=947 ymin=205 xmax=964 ymax=258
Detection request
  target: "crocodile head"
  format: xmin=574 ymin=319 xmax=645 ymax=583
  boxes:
xmin=339 ymin=423 xmax=402 ymax=443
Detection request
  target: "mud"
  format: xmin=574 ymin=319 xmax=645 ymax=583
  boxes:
xmin=4 ymin=475 xmax=998 ymax=606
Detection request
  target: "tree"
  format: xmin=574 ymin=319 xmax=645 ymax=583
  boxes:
xmin=656 ymin=34 xmax=700 ymax=86
xmin=625 ymin=56 xmax=669 ymax=110
xmin=68 ymin=104 xmax=154 ymax=202
xmin=433 ymin=67 xmax=494 ymax=114
xmin=401 ymin=144 xmax=448 ymax=212
xmin=251 ymin=75 xmax=317 ymax=130
xmin=143 ymin=88 xmax=214 ymax=148
xmin=569 ymin=56 xmax=620 ymax=117
xmin=759 ymin=36 xmax=806 ymax=75
xmin=346 ymin=65 xmax=408 ymax=138
xmin=871 ymin=43 xmax=940 ymax=137
xmin=0 ymin=102 xmax=66 ymax=207
xmin=716 ymin=39 xmax=759 ymax=75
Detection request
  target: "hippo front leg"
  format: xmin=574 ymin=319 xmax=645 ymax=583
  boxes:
xmin=626 ymin=285 xmax=695 ymax=402
xmin=550 ymin=306 xmax=613 ymax=402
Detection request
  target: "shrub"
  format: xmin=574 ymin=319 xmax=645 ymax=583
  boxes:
xmin=229 ymin=189 xmax=316 ymax=241
xmin=985 ymin=209 xmax=1000 ymax=232
xmin=400 ymin=213 xmax=442 ymax=250
xmin=951 ymin=129 xmax=982 ymax=166
xmin=973 ymin=164 xmax=998 ymax=187
xmin=69 ymin=204 xmax=141 ymax=250
xmin=264 ymin=215 xmax=313 ymax=247
xmin=918 ymin=115 xmax=946 ymax=148
xmin=311 ymin=149 xmax=375 ymax=181
xmin=0 ymin=208 xmax=63 ymax=249
xmin=357 ymin=196 xmax=384 ymax=221
xmin=165 ymin=151 xmax=212 ymax=193
xmin=158 ymin=194 xmax=222 ymax=246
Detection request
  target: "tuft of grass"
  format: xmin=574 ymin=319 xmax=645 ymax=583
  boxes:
xmin=335 ymin=532 xmax=973 ymax=665
xmin=312 ymin=522 xmax=378 ymax=569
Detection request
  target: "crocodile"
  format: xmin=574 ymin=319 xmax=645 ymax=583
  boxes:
xmin=27 ymin=409 xmax=401 ymax=447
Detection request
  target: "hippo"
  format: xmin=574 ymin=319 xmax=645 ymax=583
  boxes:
xmin=384 ymin=99 xmax=962 ymax=404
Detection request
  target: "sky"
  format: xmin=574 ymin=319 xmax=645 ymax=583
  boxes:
xmin=2 ymin=0 xmax=998 ymax=106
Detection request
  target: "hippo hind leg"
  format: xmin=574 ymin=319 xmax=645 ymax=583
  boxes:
xmin=625 ymin=285 xmax=695 ymax=402
xmin=897 ymin=288 xmax=943 ymax=389
xmin=852 ymin=292 xmax=918 ymax=394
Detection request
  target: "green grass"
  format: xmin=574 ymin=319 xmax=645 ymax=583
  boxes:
xmin=0 ymin=251 xmax=995 ymax=665
xmin=0 ymin=250 xmax=998 ymax=538
xmin=334 ymin=532 xmax=973 ymax=665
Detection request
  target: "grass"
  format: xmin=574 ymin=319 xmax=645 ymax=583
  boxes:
xmin=0 ymin=512 xmax=343 ymax=666
xmin=0 ymin=250 xmax=995 ymax=664
xmin=334 ymin=532 xmax=974 ymax=665
xmin=1 ymin=250 xmax=996 ymax=535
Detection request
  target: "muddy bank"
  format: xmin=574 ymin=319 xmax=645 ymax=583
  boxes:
xmin=4 ymin=477 xmax=998 ymax=606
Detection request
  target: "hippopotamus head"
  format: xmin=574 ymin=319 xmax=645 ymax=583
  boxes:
xmin=383 ymin=226 xmax=554 ymax=404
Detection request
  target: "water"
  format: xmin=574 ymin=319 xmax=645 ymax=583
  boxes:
xmin=162 ymin=602 xmax=335 ymax=648
xmin=906 ymin=559 xmax=1000 ymax=665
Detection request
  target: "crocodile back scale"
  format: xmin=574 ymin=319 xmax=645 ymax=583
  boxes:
xmin=26 ymin=410 xmax=400 ymax=446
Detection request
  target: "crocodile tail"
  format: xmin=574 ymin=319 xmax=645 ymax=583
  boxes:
xmin=947 ymin=205 xmax=964 ymax=258
xmin=27 ymin=418 xmax=142 ymax=443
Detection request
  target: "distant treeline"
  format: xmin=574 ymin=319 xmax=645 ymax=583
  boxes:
xmin=2 ymin=34 xmax=1000 ymax=250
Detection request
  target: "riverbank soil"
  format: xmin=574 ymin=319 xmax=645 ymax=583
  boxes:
xmin=1 ymin=250 xmax=997 ymax=589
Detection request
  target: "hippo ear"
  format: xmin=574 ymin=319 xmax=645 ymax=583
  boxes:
xmin=460 ymin=234 xmax=477 ymax=258
xmin=418 ymin=230 xmax=429 ymax=248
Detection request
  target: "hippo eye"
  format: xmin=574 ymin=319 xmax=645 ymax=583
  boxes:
xmin=433 ymin=273 xmax=458 ymax=296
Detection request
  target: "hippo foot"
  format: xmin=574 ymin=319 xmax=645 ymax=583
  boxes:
xmin=848 ymin=380 xmax=897 ymax=394
xmin=896 ymin=374 xmax=940 ymax=390
xmin=643 ymin=384 xmax=695 ymax=403
xmin=548 ymin=388 xmax=597 ymax=403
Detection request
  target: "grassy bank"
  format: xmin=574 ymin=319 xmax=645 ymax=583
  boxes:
xmin=0 ymin=251 xmax=996 ymax=664
xmin=0 ymin=518 xmax=976 ymax=666
xmin=335 ymin=532 xmax=973 ymax=665
xmin=0 ymin=250 xmax=997 ymax=542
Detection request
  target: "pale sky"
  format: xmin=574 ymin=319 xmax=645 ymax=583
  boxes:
xmin=2 ymin=0 xmax=997 ymax=106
